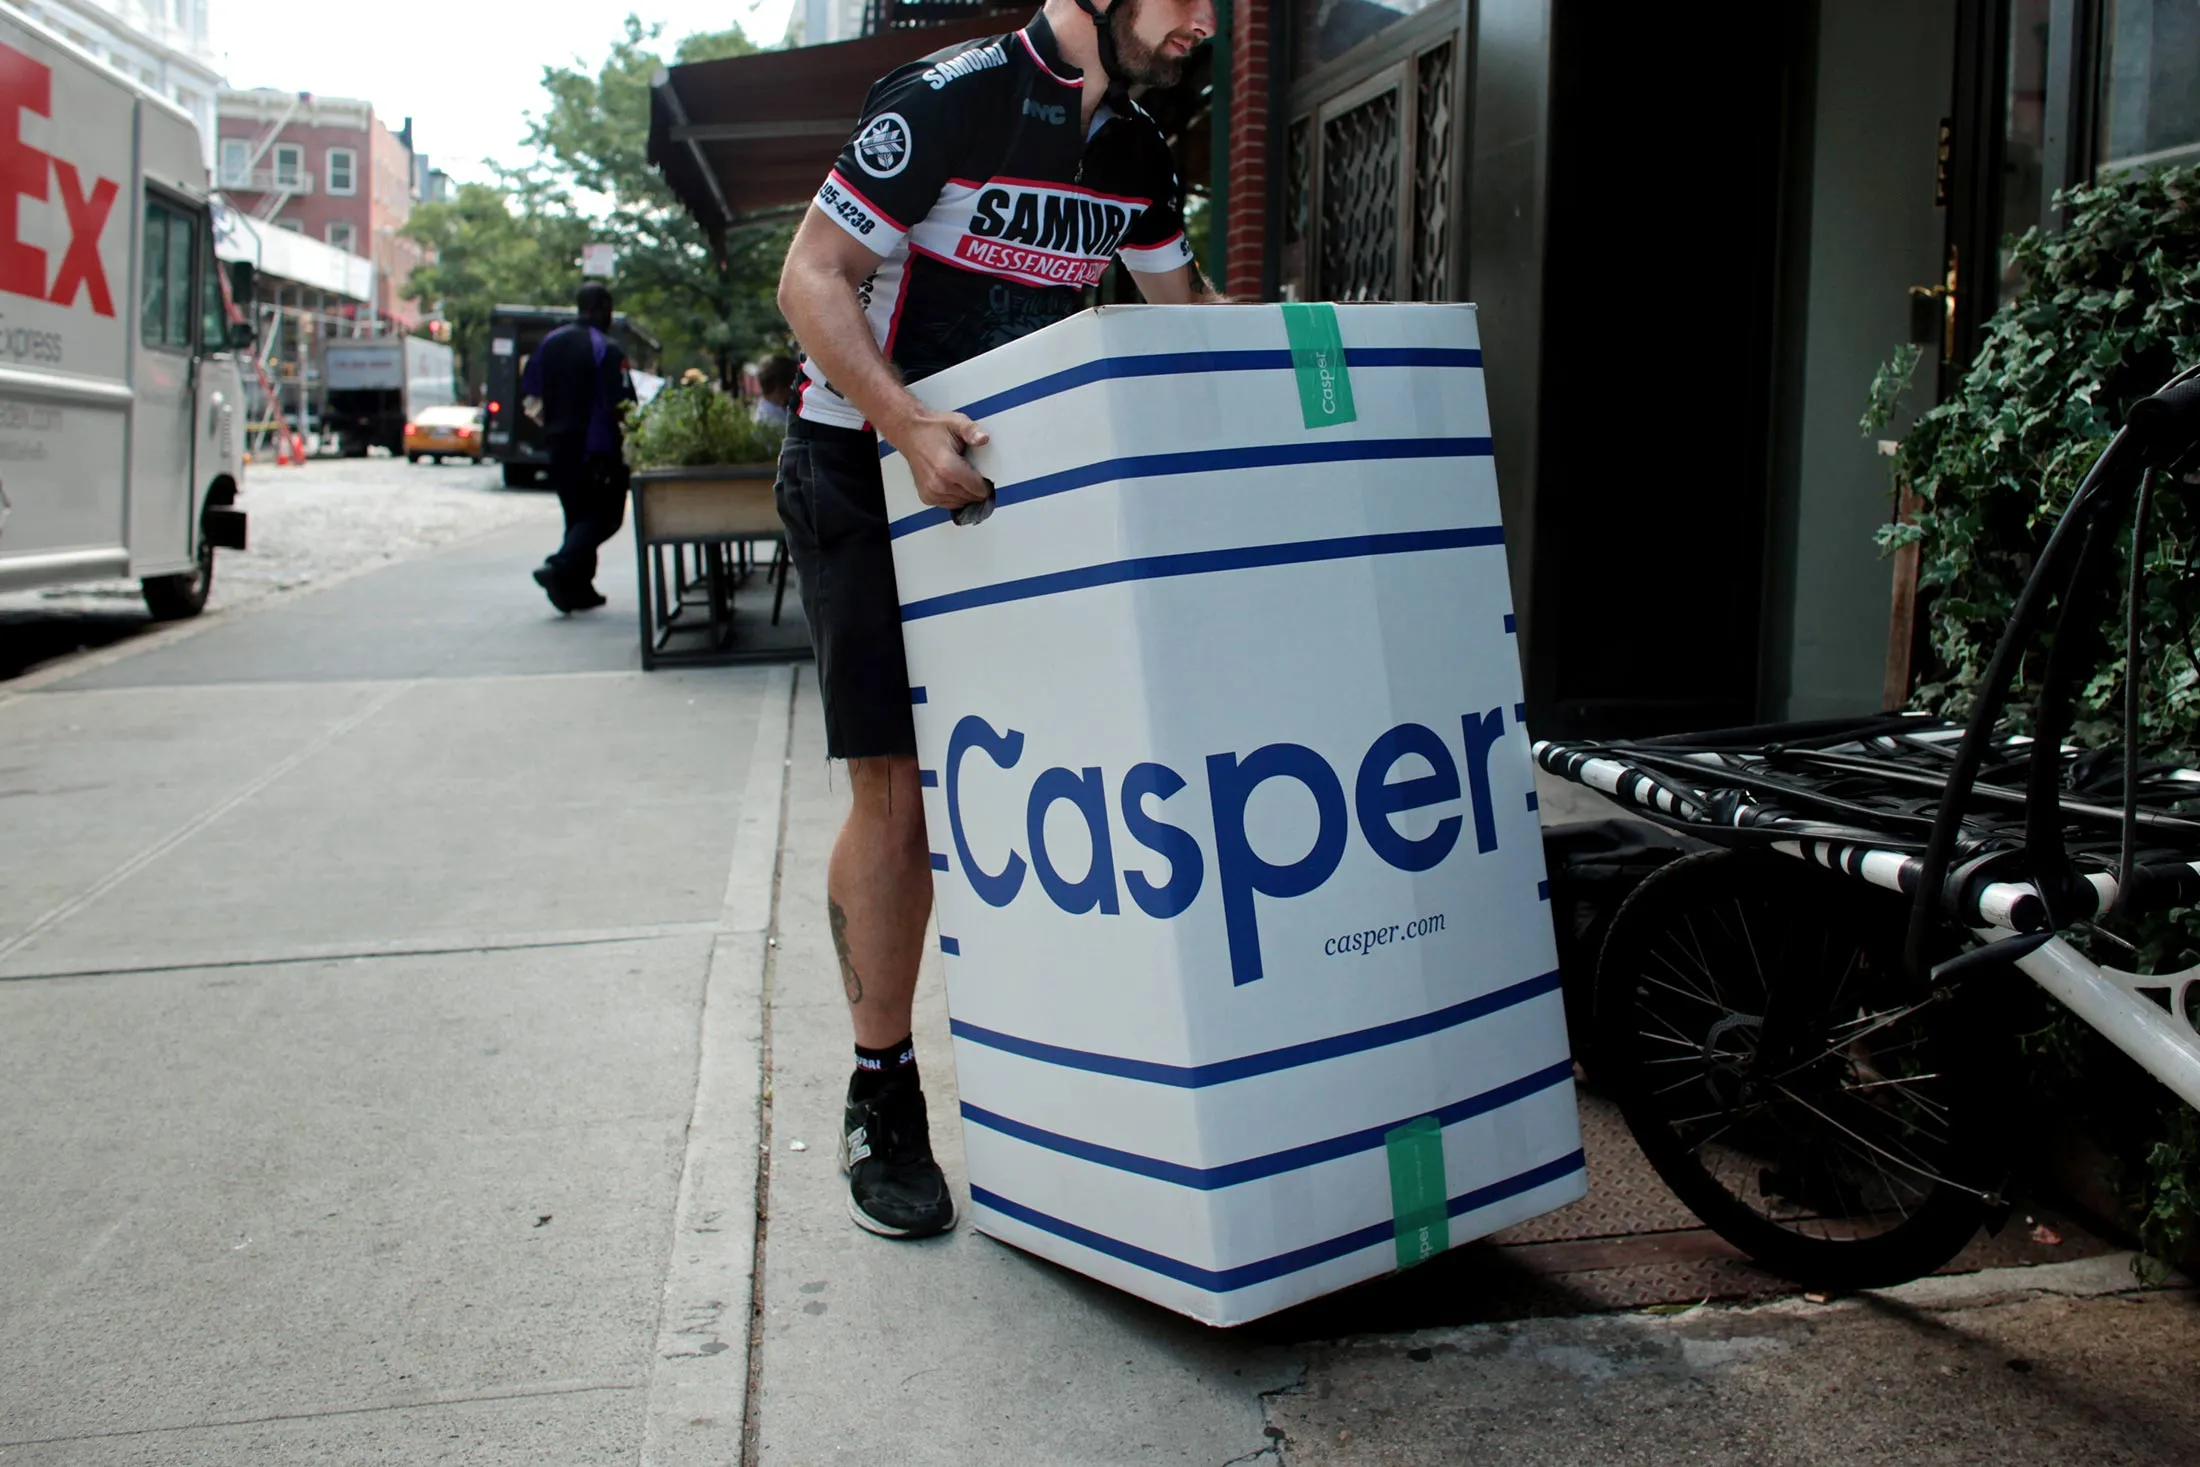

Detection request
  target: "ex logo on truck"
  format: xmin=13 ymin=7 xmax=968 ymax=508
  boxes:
xmin=0 ymin=43 xmax=120 ymax=317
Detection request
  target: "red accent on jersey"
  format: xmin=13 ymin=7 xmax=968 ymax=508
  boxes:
xmin=1018 ymin=29 xmax=1083 ymax=86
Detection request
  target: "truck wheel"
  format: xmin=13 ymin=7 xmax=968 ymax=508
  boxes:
xmin=501 ymin=463 xmax=538 ymax=489
xmin=408 ymin=453 xmax=423 ymax=464
xmin=142 ymin=540 xmax=214 ymax=620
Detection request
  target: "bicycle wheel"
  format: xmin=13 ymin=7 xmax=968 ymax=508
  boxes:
xmin=1594 ymin=848 xmax=2003 ymax=1289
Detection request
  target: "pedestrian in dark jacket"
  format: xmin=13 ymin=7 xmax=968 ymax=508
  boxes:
xmin=523 ymin=282 xmax=637 ymax=612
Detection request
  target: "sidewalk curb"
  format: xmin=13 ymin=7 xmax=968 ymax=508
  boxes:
xmin=641 ymin=665 xmax=796 ymax=1466
xmin=1325 ymin=1251 xmax=2183 ymax=1359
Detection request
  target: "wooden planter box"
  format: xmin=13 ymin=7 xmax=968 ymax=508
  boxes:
xmin=632 ymin=463 xmax=782 ymax=541
xmin=628 ymin=463 xmax=799 ymax=668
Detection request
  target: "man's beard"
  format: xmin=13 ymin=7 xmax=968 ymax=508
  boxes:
xmin=1106 ymin=0 xmax=1188 ymax=88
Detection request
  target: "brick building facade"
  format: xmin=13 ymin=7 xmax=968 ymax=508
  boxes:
xmin=215 ymin=89 xmax=428 ymax=329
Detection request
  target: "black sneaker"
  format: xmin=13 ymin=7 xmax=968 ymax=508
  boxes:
xmin=532 ymin=565 xmax=579 ymax=613
xmin=568 ymin=585 xmax=608 ymax=611
xmin=841 ymin=1079 xmax=956 ymax=1239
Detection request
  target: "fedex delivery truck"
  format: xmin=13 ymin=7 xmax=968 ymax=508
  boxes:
xmin=0 ymin=4 xmax=251 ymax=621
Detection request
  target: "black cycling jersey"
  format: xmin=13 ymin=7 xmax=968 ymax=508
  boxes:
xmin=800 ymin=10 xmax=1193 ymax=430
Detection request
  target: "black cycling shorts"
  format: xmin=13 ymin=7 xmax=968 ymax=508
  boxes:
xmin=776 ymin=418 xmax=917 ymax=760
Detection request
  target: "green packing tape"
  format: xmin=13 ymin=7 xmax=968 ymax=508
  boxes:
xmin=1281 ymin=301 xmax=1358 ymax=430
xmin=1384 ymin=1115 xmax=1450 ymax=1269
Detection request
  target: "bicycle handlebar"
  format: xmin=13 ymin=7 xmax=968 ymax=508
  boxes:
xmin=2127 ymin=375 xmax=2200 ymax=470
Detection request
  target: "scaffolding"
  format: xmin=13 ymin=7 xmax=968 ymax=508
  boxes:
xmin=241 ymin=281 xmax=397 ymax=461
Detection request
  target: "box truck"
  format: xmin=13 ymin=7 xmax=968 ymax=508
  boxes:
xmin=322 ymin=336 xmax=456 ymax=457
xmin=0 ymin=3 xmax=252 ymax=620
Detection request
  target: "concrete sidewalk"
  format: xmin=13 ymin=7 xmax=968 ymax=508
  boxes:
xmin=2 ymin=510 xmax=2192 ymax=1465
xmin=0 ymin=526 xmax=767 ymax=1462
xmin=0 ymin=513 xmax=1295 ymax=1465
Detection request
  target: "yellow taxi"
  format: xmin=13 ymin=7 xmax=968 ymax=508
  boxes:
xmin=405 ymin=405 xmax=486 ymax=464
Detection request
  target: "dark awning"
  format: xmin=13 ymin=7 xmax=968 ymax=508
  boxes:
xmin=649 ymin=13 xmax=1027 ymax=230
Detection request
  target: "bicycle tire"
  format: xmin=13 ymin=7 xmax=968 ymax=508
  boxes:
xmin=1594 ymin=848 xmax=2004 ymax=1289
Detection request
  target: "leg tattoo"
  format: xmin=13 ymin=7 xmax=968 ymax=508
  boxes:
xmin=829 ymin=897 xmax=863 ymax=1005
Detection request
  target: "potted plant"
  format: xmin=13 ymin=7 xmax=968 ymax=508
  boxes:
xmin=623 ymin=372 xmax=794 ymax=665
xmin=625 ymin=371 xmax=788 ymax=543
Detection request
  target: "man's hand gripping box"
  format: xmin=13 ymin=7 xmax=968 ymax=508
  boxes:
xmin=878 ymin=303 xmax=1584 ymax=1326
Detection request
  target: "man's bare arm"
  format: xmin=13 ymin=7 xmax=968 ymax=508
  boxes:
xmin=777 ymin=207 xmax=990 ymax=509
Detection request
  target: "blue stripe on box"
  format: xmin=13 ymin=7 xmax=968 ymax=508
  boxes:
xmin=970 ymin=1150 xmax=1587 ymax=1294
xmin=1504 ymin=614 xmax=1517 ymax=633
xmin=909 ymin=686 xmax=928 ymax=704
xmin=902 ymin=524 xmax=1505 ymax=624
xmin=888 ymin=436 xmax=1496 ymax=539
xmin=962 ymin=1059 xmax=1573 ymax=1191
xmin=949 ymin=969 xmax=1560 ymax=1088
xmin=939 ymin=935 xmax=961 ymax=956
xmin=876 ymin=347 xmax=1486 ymax=459
xmin=919 ymin=769 xmax=940 ymax=788
xmin=1526 ymin=790 xmax=1540 ymax=812
xmin=930 ymin=852 xmax=950 ymax=872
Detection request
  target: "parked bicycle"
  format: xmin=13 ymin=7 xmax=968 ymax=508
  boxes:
xmin=1537 ymin=368 xmax=2200 ymax=1288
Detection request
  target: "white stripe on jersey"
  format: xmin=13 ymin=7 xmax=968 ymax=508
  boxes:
xmin=816 ymin=169 xmax=909 ymax=253
xmin=1119 ymin=230 xmax=1194 ymax=274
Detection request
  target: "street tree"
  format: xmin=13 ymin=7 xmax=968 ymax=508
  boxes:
xmin=403 ymin=181 xmax=589 ymax=395
xmin=521 ymin=16 xmax=795 ymax=383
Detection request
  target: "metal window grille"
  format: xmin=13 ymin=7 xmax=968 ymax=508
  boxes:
xmin=1411 ymin=42 xmax=1454 ymax=301
xmin=1319 ymin=90 xmax=1400 ymax=302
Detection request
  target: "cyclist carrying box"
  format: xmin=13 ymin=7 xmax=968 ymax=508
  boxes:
xmin=775 ymin=0 xmax=1220 ymax=1239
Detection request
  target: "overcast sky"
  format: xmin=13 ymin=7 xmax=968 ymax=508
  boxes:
xmin=210 ymin=1 xmax=800 ymax=186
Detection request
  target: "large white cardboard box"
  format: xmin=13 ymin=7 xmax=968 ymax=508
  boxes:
xmin=878 ymin=303 xmax=1583 ymax=1326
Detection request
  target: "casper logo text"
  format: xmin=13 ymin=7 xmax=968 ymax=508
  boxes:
xmin=1314 ymin=351 xmax=1342 ymax=416
xmin=0 ymin=44 xmax=119 ymax=317
xmin=945 ymin=711 xmax=1510 ymax=986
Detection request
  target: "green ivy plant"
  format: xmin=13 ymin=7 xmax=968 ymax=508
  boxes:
xmin=1863 ymin=162 xmax=2200 ymax=1267
xmin=624 ymin=374 xmax=786 ymax=469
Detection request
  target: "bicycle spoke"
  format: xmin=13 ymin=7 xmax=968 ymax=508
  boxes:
xmin=1732 ymin=898 xmax=1773 ymax=1011
xmin=1638 ymin=970 xmax=1726 ymax=1016
xmin=1682 ymin=1119 xmax=1738 ymax=1157
xmin=1769 ymin=1001 xmax=1938 ymax=1083
xmin=1650 ymin=1069 xmax=1714 ymax=1098
xmin=1773 ymin=1083 xmax=1951 ymax=1188
xmin=1643 ymin=945 xmax=1727 ymax=1010
xmin=1635 ymin=1009 xmax=1708 ymax=1055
